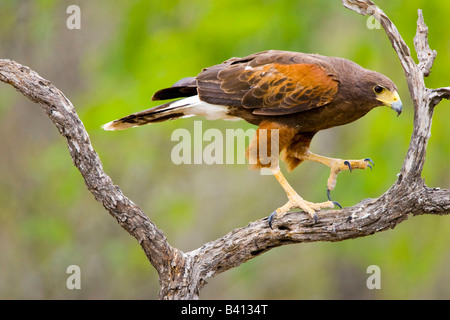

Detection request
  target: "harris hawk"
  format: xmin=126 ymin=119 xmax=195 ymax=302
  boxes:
xmin=103 ymin=50 xmax=402 ymax=228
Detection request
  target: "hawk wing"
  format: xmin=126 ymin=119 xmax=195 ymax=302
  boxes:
xmin=196 ymin=50 xmax=340 ymax=115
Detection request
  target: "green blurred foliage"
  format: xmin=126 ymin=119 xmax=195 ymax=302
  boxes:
xmin=0 ymin=0 xmax=448 ymax=299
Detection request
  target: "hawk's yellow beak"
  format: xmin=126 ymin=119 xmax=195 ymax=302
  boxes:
xmin=377 ymin=90 xmax=402 ymax=116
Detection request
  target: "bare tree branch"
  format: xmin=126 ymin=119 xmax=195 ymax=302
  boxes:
xmin=341 ymin=1 xmax=447 ymax=182
xmin=0 ymin=60 xmax=181 ymax=288
xmin=414 ymin=10 xmax=437 ymax=77
xmin=430 ymin=87 xmax=450 ymax=106
xmin=0 ymin=0 xmax=448 ymax=300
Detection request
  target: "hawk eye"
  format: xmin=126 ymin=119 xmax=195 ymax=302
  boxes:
xmin=373 ymin=85 xmax=385 ymax=94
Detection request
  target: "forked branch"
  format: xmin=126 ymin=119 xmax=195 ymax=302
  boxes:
xmin=0 ymin=0 xmax=448 ymax=300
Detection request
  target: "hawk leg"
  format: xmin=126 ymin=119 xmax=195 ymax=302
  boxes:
xmin=298 ymin=151 xmax=374 ymax=201
xmin=268 ymin=167 xmax=335 ymax=228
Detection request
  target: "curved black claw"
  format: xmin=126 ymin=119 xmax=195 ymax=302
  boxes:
xmin=268 ymin=211 xmax=277 ymax=229
xmin=327 ymin=189 xmax=342 ymax=209
xmin=364 ymin=158 xmax=374 ymax=171
xmin=344 ymin=160 xmax=352 ymax=172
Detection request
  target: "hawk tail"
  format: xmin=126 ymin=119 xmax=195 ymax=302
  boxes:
xmin=102 ymin=95 xmax=236 ymax=131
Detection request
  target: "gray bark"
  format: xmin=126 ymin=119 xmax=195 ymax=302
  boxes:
xmin=0 ymin=0 xmax=448 ymax=299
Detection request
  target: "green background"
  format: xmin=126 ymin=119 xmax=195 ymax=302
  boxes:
xmin=0 ymin=0 xmax=448 ymax=299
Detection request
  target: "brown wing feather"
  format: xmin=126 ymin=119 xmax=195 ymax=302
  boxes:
xmin=151 ymin=77 xmax=197 ymax=101
xmin=197 ymin=50 xmax=339 ymax=116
